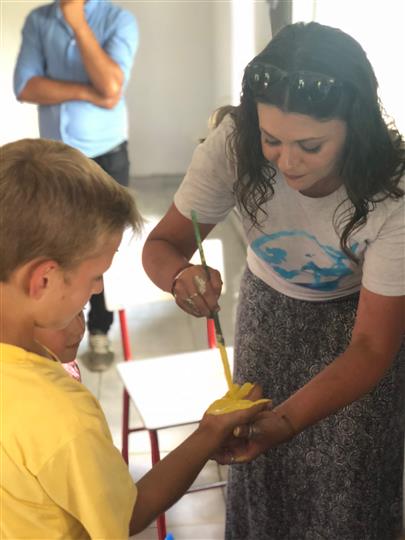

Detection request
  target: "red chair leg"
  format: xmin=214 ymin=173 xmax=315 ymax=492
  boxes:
xmin=119 ymin=310 xmax=132 ymax=463
xmin=207 ymin=318 xmax=216 ymax=349
xmin=119 ymin=310 xmax=167 ymax=538
xmin=149 ymin=430 xmax=167 ymax=540
xmin=121 ymin=389 xmax=130 ymax=464
xmin=119 ymin=309 xmax=132 ymax=360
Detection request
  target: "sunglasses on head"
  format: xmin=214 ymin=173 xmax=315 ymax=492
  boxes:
xmin=245 ymin=62 xmax=344 ymax=109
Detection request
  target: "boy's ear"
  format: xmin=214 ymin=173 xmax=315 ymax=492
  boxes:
xmin=28 ymin=260 xmax=60 ymax=299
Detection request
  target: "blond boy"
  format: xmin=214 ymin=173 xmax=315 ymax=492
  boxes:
xmin=0 ymin=139 xmax=265 ymax=538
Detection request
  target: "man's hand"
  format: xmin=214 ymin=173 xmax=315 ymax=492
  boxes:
xmin=60 ymin=0 xmax=86 ymax=31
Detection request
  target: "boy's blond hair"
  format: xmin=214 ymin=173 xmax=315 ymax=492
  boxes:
xmin=0 ymin=138 xmax=142 ymax=281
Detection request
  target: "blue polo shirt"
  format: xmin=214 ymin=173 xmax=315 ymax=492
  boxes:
xmin=13 ymin=0 xmax=138 ymax=158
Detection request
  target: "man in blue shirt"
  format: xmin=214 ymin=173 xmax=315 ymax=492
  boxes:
xmin=14 ymin=0 xmax=138 ymax=371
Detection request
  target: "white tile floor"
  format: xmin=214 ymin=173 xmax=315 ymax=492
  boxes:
xmin=77 ymin=175 xmax=247 ymax=540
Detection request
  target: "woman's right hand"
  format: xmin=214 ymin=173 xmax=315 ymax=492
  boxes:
xmin=171 ymin=264 xmax=223 ymax=318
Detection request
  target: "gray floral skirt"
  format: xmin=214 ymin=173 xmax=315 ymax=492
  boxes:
xmin=225 ymin=267 xmax=405 ymax=540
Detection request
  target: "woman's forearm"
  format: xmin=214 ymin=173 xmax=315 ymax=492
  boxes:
xmin=142 ymin=203 xmax=216 ymax=293
xmin=276 ymin=339 xmax=395 ymax=433
xmin=142 ymin=238 xmax=193 ymax=293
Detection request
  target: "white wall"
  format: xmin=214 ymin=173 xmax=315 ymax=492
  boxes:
xmin=213 ymin=1 xmax=233 ymax=108
xmin=254 ymin=1 xmax=272 ymax=53
xmin=121 ymin=1 xmax=215 ymax=176
xmin=0 ymin=1 xmax=46 ymax=143
xmin=212 ymin=1 xmax=271 ymax=107
xmin=122 ymin=0 xmax=271 ymax=175
xmin=293 ymin=0 xmax=405 ymax=135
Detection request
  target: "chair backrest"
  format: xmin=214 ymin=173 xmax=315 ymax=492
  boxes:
xmin=116 ymin=347 xmax=234 ymax=430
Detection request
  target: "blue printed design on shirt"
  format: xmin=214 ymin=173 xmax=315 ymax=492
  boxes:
xmin=251 ymin=230 xmax=358 ymax=291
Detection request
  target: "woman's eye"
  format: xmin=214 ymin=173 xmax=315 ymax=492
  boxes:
xmin=264 ymin=138 xmax=280 ymax=147
xmin=300 ymin=144 xmax=322 ymax=153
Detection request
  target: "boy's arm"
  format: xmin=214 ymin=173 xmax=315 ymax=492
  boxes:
xmin=129 ymin=400 xmax=268 ymax=535
xmin=129 ymin=426 xmax=217 ymax=534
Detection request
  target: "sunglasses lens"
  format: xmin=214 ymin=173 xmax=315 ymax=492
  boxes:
xmin=247 ymin=63 xmax=286 ymax=92
xmin=293 ymin=76 xmax=336 ymax=102
xmin=246 ymin=63 xmax=344 ymax=112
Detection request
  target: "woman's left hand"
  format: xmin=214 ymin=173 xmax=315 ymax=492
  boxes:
xmin=211 ymin=409 xmax=296 ymax=465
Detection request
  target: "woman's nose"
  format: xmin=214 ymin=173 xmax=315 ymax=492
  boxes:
xmin=277 ymin=145 xmax=299 ymax=171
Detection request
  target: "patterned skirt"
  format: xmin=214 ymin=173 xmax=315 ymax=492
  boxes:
xmin=225 ymin=267 xmax=405 ymax=540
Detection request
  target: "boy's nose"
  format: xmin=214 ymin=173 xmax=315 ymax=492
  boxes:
xmin=71 ymin=311 xmax=86 ymax=340
xmin=93 ymin=278 xmax=104 ymax=295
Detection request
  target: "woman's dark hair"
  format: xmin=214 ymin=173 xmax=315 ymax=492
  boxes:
xmin=228 ymin=22 xmax=404 ymax=261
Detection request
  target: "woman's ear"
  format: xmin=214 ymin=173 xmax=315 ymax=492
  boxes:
xmin=28 ymin=260 xmax=60 ymax=300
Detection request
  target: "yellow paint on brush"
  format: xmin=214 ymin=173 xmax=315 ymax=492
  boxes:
xmin=217 ymin=342 xmax=233 ymax=393
xmin=207 ymin=382 xmax=271 ymax=415
xmin=189 ymin=213 xmax=271 ymax=415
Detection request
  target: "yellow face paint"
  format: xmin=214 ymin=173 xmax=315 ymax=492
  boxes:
xmin=207 ymin=382 xmax=271 ymax=415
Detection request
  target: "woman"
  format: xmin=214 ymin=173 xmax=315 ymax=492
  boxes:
xmin=142 ymin=22 xmax=405 ymax=539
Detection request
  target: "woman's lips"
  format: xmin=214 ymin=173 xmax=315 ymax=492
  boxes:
xmin=283 ymin=172 xmax=305 ymax=181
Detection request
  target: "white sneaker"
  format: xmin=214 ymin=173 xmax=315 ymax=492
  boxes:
xmin=81 ymin=332 xmax=114 ymax=372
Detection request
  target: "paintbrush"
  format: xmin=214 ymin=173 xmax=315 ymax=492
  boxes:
xmin=190 ymin=210 xmax=233 ymax=392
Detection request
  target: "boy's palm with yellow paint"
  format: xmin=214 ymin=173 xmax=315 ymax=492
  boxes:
xmin=207 ymin=382 xmax=271 ymax=415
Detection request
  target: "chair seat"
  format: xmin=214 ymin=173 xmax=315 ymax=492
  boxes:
xmin=116 ymin=347 xmax=234 ymax=430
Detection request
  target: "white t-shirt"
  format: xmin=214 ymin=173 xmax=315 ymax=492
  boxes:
xmin=174 ymin=115 xmax=405 ymax=301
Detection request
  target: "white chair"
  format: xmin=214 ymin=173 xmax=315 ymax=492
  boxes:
xmin=116 ymin=309 xmax=232 ymax=540
xmin=103 ymin=226 xmax=230 ymax=540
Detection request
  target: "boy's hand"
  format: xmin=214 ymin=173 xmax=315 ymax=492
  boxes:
xmin=198 ymin=400 xmax=269 ymax=446
xmin=212 ymin=409 xmax=296 ymax=464
xmin=206 ymin=381 xmax=270 ymax=415
xmin=197 ymin=384 xmax=270 ymax=452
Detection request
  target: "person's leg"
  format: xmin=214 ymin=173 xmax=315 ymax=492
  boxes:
xmin=82 ymin=142 xmax=130 ymax=371
xmin=87 ymin=291 xmax=113 ymax=334
xmin=226 ymin=268 xmax=404 ymax=540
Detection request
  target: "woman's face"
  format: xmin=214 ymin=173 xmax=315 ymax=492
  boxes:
xmin=257 ymin=103 xmax=347 ymax=197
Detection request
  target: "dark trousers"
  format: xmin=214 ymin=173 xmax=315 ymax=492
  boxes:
xmin=88 ymin=141 xmax=129 ymax=334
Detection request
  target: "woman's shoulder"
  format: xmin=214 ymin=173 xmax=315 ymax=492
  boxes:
xmin=193 ymin=112 xmax=237 ymax=170
xmin=362 ymin=175 xmax=405 ymax=240
xmin=205 ymin=112 xmax=236 ymax=145
xmin=373 ymin=174 xmax=405 ymax=214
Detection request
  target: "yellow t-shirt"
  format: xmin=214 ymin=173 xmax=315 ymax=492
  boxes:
xmin=0 ymin=343 xmax=137 ymax=539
